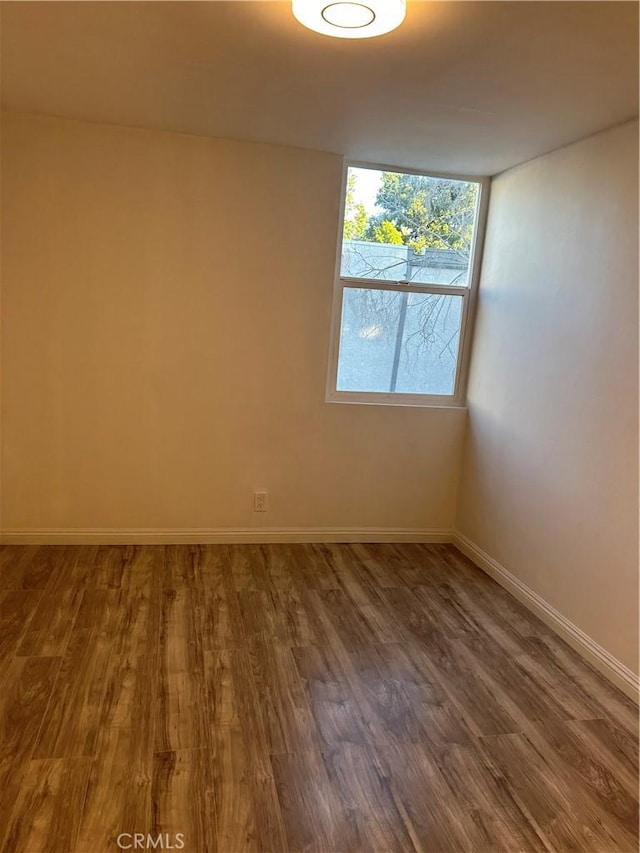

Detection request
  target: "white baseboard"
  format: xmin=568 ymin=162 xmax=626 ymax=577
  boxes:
xmin=453 ymin=531 xmax=639 ymax=703
xmin=0 ymin=527 xmax=453 ymax=545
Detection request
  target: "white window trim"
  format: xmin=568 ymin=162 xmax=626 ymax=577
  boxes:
xmin=325 ymin=159 xmax=490 ymax=408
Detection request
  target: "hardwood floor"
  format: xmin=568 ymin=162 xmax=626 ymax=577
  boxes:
xmin=0 ymin=542 xmax=637 ymax=852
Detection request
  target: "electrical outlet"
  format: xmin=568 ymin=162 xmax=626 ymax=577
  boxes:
xmin=254 ymin=492 xmax=268 ymax=512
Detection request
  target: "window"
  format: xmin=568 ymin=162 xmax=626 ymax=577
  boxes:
xmin=326 ymin=163 xmax=487 ymax=406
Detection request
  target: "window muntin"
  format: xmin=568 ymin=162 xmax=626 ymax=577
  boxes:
xmin=328 ymin=163 xmax=486 ymax=406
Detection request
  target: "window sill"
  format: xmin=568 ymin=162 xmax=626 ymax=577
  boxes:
xmin=325 ymin=392 xmax=467 ymax=409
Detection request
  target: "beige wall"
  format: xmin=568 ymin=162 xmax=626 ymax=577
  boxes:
xmin=0 ymin=111 xmax=465 ymax=533
xmin=457 ymin=120 xmax=639 ymax=674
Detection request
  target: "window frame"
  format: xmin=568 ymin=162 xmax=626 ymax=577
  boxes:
xmin=325 ymin=159 xmax=490 ymax=408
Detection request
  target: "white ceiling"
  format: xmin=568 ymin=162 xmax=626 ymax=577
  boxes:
xmin=1 ymin=1 xmax=638 ymax=175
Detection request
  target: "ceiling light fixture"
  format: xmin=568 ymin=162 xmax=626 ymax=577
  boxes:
xmin=292 ymin=0 xmax=406 ymax=39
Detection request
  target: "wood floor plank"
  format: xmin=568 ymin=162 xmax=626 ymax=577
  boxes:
xmin=378 ymin=584 xmax=442 ymax=644
xmin=410 ymin=582 xmax=479 ymax=640
xmin=2 ymin=547 xmax=49 ymax=590
xmin=221 ymin=648 xmax=289 ymax=851
xmin=197 ymin=547 xmax=246 ymax=651
xmin=289 ymin=543 xmax=342 ymax=591
xmin=347 ymin=643 xmax=440 ymax=745
xmin=433 ymin=571 xmax=536 ymax=659
xmin=564 ymin=717 xmax=639 ymax=800
xmin=33 ymin=626 xmax=113 ymax=758
xmin=89 ymin=544 xmax=163 ymax=591
xmin=76 ymin=729 xmax=150 ymax=852
xmin=163 ymin=543 xmax=203 ymax=588
xmin=440 ymin=546 xmax=554 ymax=641
xmin=0 ymin=545 xmax=80 ymax=591
xmin=0 ymin=656 xmax=61 ymax=851
xmin=121 ymin=578 xmax=163 ymax=662
xmin=322 ymin=743 xmax=417 ymax=852
xmin=225 ymin=646 xmax=272 ymax=771
xmin=570 ymin=715 xmax=639 ymax=780
xmin=16 ymin=549 xmax=87 ymax=657
xmin=209 ymin=719 xmax=289 ymax=853
xmin=426 ymin=739 xmax=548 ymax=852
xmin=292 ymin=644 xmax=368 ymax=749
xmin=0 ymin=545 xmax=34 ymax=589
xmin=238 ymin=587 xmax=325 ymax=648
xmin=370 ymin=543 xmax=439 ymax=589
xmin=89 ymin=545 xmax=132 ymax=589
xmin=512 ymin=647 xmax=608 ymax=722
xmin=155 ymin=587 xmax=208 ymax=752
xmin=205 ymin=649 xmax=242 ymax=729
xmin=529 ymin=716 xmax=639 ymax=835
xmin=336 ymin=553 xmax=408 ymax=645
xmin=352 ymin=641 xmax=473 ymax=749
xmin=479 ymin=731 xmax=638 ymax=852
xmin=315 ymin=587 xmax=389 ymax=650
xmin=228 ymin=544 xmax=273 ymax=593
xmin=271 ymin=748 xmax=362 ymax=852
xmin=310 ymin=592 xmax=469 ymax=756
xmin=378 ymin=741 xmax=534 ymax=853
xmin=529 ymin=634 xmax=640 ymax=736
xmin=344 ymin=543 xmax=407 ymax=589
xmin=455 ymin=634 xmax=576 ymax=727
xmin=2 ymin=757 xmax=92 ymax=853
xmin=75 ymin=652 xmax=158 ymax=852
xmin=247 ymin=637 xmax=323 ymax=755
xmin=0 ymin=589 xmax=42 ymax=688
xmin=381 ymin=589 xmax=523 ymax=737
xmin=152 ymin=749 xmax=217 ymax=853
xmin=210 ymin=725 xmax=260 ymax=852
xmin=32 ymin=586 xmax=123 ymax=762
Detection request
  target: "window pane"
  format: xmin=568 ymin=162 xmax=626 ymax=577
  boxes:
xmin=341 ymin=167 xmax=479 ymax=286
xmin=336 ymin=288 xmax=463 ymax=396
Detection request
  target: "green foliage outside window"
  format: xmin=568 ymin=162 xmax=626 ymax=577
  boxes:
xmin=343 ymin=171 xmax=478 ymax=259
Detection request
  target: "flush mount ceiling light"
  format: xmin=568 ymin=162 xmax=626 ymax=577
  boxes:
xmin=292 ymin=0 xmax=406 ymax=39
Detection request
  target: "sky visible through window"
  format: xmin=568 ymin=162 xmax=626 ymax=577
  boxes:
xmin=348 ymin=167 xmax=382 ymax=216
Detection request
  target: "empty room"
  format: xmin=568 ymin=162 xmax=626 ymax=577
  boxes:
xmin=0 ymin=1 xmax=638 ymax=851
